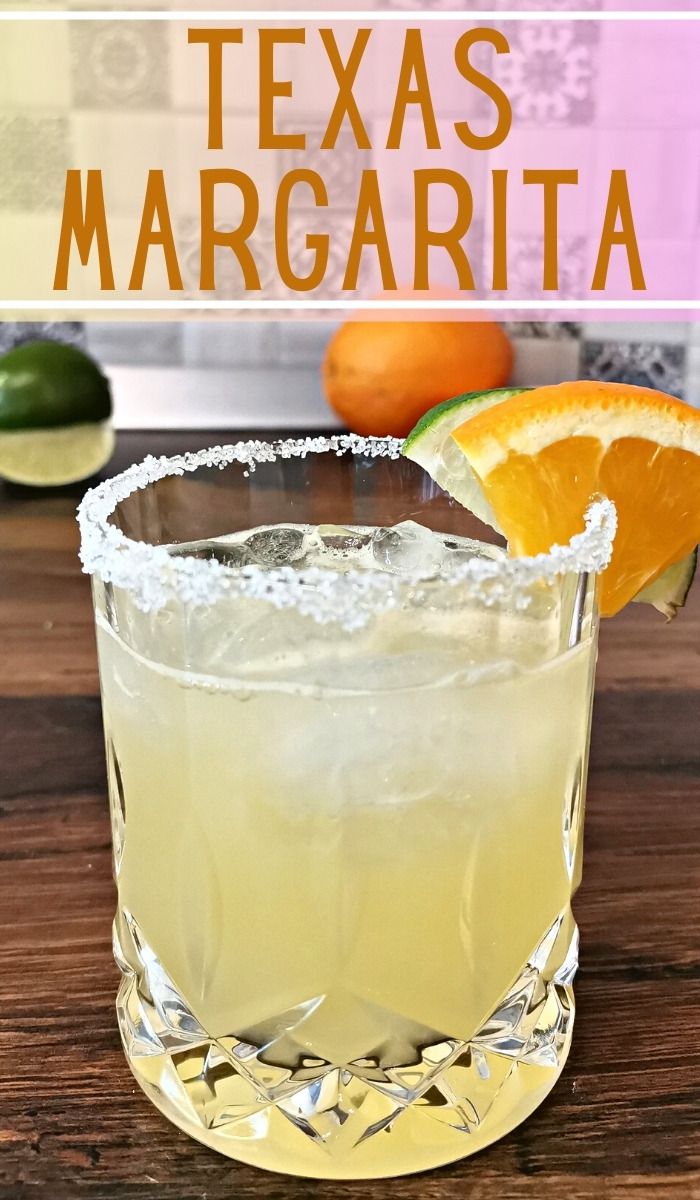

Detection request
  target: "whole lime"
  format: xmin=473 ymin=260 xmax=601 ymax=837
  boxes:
xmin=0 ymin=340 xmax=114 ymax=485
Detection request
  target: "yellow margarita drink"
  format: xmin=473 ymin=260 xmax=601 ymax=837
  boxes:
xmin=91 ymin=503 xmax=602 ymax=1179
xmin=80 ymin=375 xmax=700 ymax=1178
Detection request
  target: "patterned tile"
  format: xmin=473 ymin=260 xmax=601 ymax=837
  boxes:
xmin=280 ymin=128 xmax=368 ymax=214
xmin=284 ymin=212 xmax=372 ymax=299
xmin=490 ymin=235 xmax=587 ymax=301
xmin=386 ymin=217 xmax=485 ymax=298
xmin=497 ymin=21 xmax=598 ymax=125
xmin=177 ymin=213 xmax=370 ymax=301
xmin=70 ymin=21 xmax=170 ymax=110
xmin=0 ymin=322 xmax=85 ymax=355
xmin=375 ymin=116 xmax=489 ymax=222
xmin=487 ymin=127 xmax=595 ymax=237
xmin=0 ymin=116 xmax=70 ymax=212
xmin=503 ymin=322 xmax=581 ymax=340
xmin=71 ymin=113 xmax=177 ymax=216
xmin=176 ymin=216 xmax=267 ymax=302
xmin=580 ymin=340 xmax=687 ymax=399
xmin=0 ymin=321 xmax=686 ymax=416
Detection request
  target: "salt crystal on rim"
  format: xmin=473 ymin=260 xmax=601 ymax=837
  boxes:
xmin=77 ymin=435 xmax=617 ymax=628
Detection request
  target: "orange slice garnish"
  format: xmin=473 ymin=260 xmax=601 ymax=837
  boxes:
xmin=451 ymin=380 xmax=700 ymax=616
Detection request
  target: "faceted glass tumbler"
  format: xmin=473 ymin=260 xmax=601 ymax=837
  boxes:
xmin=80 ymin=439 xmax=607 ymax=1179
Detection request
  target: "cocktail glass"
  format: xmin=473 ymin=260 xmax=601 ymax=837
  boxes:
xmin=78 ymin=436 xmax=615 ymax=1179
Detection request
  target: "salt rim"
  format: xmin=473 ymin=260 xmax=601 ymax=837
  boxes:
xmin=77 ymin=435 xmax=617 ymax=628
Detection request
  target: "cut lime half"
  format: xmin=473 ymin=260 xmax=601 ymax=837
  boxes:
xmin=0 ymin=420 xmax=115 ymax=486
xmin=0 ymin=340 xmax=114 ymax=487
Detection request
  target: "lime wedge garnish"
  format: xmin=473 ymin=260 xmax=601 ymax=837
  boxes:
xmin=633 ymin=548 xmax=697 ymax=619
xmin=402 ymin=387 xmax=530 ymax=532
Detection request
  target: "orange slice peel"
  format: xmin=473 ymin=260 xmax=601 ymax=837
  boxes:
xmin=403 ymin=380 xmax=700 ymax=618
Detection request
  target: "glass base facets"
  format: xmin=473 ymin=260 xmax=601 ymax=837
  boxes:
xmin=114 ymin=911 xmax=579 ymax=1179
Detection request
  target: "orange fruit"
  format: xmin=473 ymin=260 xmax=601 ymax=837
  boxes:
xmin=322 ymin=318 xmax=513 ymax=438
xmin=450 ymin=380 xmax=700 ymax=617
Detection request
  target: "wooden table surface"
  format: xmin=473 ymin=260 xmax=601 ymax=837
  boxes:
xmin=1 ymin=431 xmax=698 ymax=1200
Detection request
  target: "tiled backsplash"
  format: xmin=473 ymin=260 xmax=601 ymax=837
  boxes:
xmin=3 ymin=13 xmax=700 ymax=307
xmin=0 ymin=320 xmax=698 ymax=428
